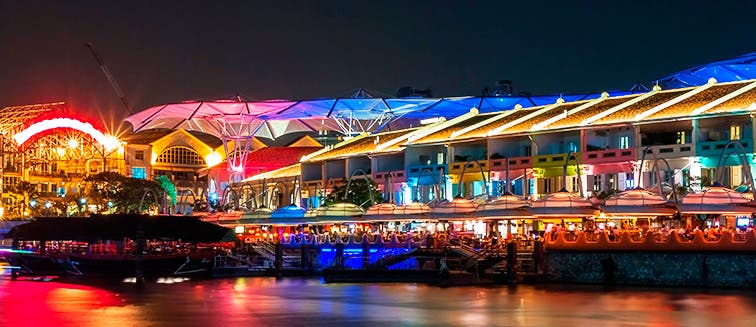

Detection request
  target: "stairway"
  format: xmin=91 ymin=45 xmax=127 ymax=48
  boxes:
xmin=368 ymin=248 xmax=418 ymax=269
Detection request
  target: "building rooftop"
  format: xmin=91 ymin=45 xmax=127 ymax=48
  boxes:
xmin=454 ymin=107 xmax=542 ymax=140
xmin=590 ymin=88 xmax=692 ymax=125
xmin=242 ymin=163 xmax=302 ymax=182
xmin=245 ymin=146 xmax=322 ymax=170
xmin=499 ymin=101 xmax=589 ymax=135
xmin=541 ymin=94 xmax=641 ymax=130
xmin=412 ymin=113 xmax=498 ymax=144
xmin=645 ymin=80 xmax=753 ymax=120
xmin=707 ymin=84 xmax=756 ymax=114
xmin=305 ymin=129 xmax=413 ymax=162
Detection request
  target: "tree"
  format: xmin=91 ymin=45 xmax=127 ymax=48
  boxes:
xmin=155 ymin=175 xmax=177 ymax=207
xmin=325 ymin=178 xmax=383 ymax=208
xmin=85 ymin=172 xmax=163 ymax=213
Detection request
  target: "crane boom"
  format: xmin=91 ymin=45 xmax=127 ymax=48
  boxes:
xmin=86 ymin=42 xmax=133 ymax=115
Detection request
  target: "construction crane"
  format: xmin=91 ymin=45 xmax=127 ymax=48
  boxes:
xmin=86 ymin=42 xmax=134 ymax=115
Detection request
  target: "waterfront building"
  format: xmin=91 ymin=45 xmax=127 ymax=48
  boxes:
xmin=226 ymin=77 xmax=756 ymax=235
xmin=3 ymin=53 xmax=755 ymax=227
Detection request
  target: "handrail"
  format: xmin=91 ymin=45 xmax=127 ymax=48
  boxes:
xmin=544 ymin=230 xmax=756 ymax=251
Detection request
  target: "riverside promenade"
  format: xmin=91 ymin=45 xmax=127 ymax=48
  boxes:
xmin=212 ymin=228 xmax=756 ymax=289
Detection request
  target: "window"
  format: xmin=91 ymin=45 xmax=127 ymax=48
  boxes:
xmin=419 ymin=155 xmax=430 ymax=165
xmin=437 ymin=152 xmax=444 ymax=165
xmin=135 ymin=150 xmax=144 ymax=160
xmin=522 ymin=145 xmax=531 ymax=156
xmin=132 ymin=167 xmax=146 ymax=179
xmin=608 ymin=174 xmax=615 ymax=190
xmin=676 ymin=131 xmax=686 ymax=144
xmin=618 ymin=136 xmax=630 ymax=149
xmin=543 ymin=179 xmax=552 ymax=194
xmin=730 ymin=125 xmax=741 ymax=140
xmin=593 ymin=175 xmax=602 ymax=192
xmin=156 ymin=146 xmax=205 ymax=165
xmin=568 ymin=142 xmax=578 ymax=153
xmin=624 ymin=173 xmax=635 ymax=189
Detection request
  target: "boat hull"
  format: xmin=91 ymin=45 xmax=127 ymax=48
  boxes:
xmin=68 ymin=253 xmax=214 ymax=278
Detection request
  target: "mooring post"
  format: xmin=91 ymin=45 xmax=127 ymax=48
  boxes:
xmin=361 ymin=238 xmax=370 ymax=269
xmin=335 ymin=242 xmax=344 ymax=269
xmin=300 ymin=243 xmax=309 ymax=273
xmin=506 ymin=240 xmax=518 ymax=283
xmin=533 ymin=239 xmax=544 ymax=274
xmin=135 ymin=229 xmax=145 ymax=289
xmin=274 ymin=242 xmax=283 ymax=276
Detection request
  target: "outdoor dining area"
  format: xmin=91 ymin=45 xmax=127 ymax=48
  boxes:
xmin=202 ymin=176 xmax=756 ymax=254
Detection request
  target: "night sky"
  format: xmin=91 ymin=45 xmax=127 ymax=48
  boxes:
xmin=1 ymin=0 xmax=754 ymax=123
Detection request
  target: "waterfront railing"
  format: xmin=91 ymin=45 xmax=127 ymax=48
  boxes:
xmin=544 ymin=229 xmax=756 ymax=252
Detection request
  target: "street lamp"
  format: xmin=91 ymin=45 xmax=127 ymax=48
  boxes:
xmin=0 ymin=132 xmax=4 ymax=217
xmin=79 ymin=197 xmax=87 ymax=216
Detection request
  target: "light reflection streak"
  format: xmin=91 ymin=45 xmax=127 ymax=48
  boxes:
xmin=0 ymin=278 xmax=753 ymax=327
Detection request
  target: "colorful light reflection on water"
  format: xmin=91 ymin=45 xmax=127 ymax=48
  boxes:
xmin=1 ymin=277 xmax=755 ymax=327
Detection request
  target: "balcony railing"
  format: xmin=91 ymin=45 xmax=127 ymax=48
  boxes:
xmin=406 ymin=164 xmax=446 ymax=176
xmin=583 ymin=148 xmax=635 ymax=164
xmin=532 ymin=152 xmax=580 ymax=168
xmin=373 ymin=170 xmax=406 ymax=183
xmin=489 ymin=156 xmax=532 ymax=171
xmin=643 ymin=144 xmax=693 ymax=158
xmin=448 ymin=160 xmax=488 ymax=174
xmin=697 ymin=139 xmax=752 ymax=157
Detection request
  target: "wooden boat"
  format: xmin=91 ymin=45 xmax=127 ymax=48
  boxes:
xmin=5 ymin=214 xmax=236 ymax=278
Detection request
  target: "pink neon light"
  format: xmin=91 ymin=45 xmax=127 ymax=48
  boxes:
xmin=13 ymin=118 xmax=120 ymax=150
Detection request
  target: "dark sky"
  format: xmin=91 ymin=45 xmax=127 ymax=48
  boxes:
xmin=1 ymin=0 xmax=754 ymax=123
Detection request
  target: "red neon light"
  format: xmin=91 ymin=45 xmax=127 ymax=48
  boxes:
xmin=13 ymin=118 xmax=120 ymax=150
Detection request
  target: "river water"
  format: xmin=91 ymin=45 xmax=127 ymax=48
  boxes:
xmin=1 ymin=277 xmax=755 ymax=327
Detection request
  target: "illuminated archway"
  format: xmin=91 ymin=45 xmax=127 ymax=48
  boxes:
xmin=13 ymin=118 xmax=120 ymax=151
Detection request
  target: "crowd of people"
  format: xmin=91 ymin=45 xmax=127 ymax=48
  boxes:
xmin=549 ymin=220 xmax=755 ymax=243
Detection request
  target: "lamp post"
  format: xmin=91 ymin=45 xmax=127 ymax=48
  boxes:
xmin=79 ymin=197 xmax=87 ymax=216
xmin=0 ymin=132 xmax=5 ymax=217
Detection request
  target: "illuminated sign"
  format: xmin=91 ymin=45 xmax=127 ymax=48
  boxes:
xmin=13 ymin=118 xmax=121 ymax=151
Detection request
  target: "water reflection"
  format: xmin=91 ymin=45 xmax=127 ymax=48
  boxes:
xmin=1 ymin=277 xmax=754 ymax=327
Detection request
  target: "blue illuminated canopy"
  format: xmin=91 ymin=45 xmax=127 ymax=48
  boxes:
xmin=656 ymin=52 xmax=756 ymax=88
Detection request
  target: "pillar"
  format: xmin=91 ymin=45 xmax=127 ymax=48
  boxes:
xmin=135 ymin=230 xmax=145 ymax=288
xmin=533 ymin=239 xmax=544 ymax=274
xmin=300 ymin=243 xmax=309 ymax=272
xmin=334 ymin=242 xmax=344 ymax=269
xmin=506 ymin=241 xmax=518 ymax=283
xmin=361 ymin=239 xmax=370 ymax=269
xmin=274 ymin=242 xmax=283 ymax=274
